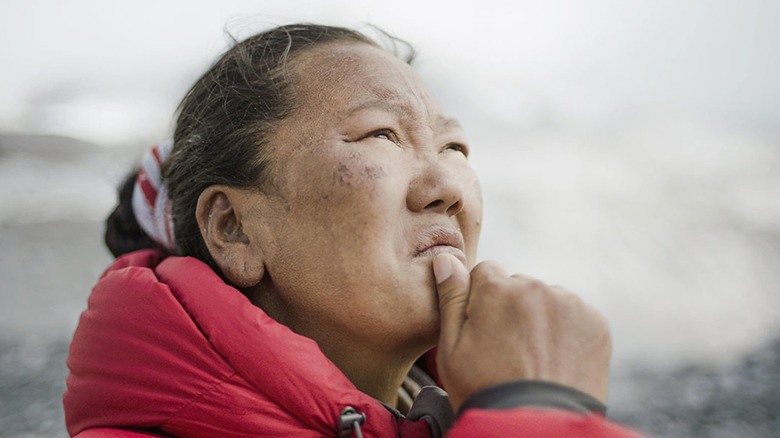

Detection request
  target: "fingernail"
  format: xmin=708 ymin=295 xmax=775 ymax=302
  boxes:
xmin=433 ymin=254 xmax=453 ymax=284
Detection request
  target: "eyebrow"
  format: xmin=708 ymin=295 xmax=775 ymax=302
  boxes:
xmin=347 ymin=99 xmax=463 ymax=131
xmin=438 ymin=116 xmax=462 ymax=130
xmin=347 ymin=99 xmax=406 ymax=117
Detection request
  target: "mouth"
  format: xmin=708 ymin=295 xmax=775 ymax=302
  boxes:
xmin=414 ymin=227 xmax=468 ymax=266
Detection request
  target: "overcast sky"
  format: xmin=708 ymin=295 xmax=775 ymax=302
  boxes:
xmin=1 ymin=0 xmax=778 ymax=145
xmin=2 ymin=0 xmax=780 ymax=367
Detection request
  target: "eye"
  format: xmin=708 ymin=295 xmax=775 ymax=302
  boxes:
xmin=444 ymin=143 xmax=469 ymax=157
xmin=365 ymin=129 xmax=399 ymax=145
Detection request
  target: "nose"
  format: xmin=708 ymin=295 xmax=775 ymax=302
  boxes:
xmin=406 ymin=158 xmax=464 ymax=216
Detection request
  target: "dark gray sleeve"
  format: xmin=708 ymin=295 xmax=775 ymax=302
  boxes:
xmin=457 ymin=380 xmax=607 ymax=416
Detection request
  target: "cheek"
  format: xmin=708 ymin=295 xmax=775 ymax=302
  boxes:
xmin=287 ymin=149 xmax=402 ymax=239
xmin=265 ymin=151 xmax=399 ymax=299
xmin=329 ymin=157 xmax=387 ymax=192
xmin=461 ymin=169 xmax=484 ymax=264
xmin=471 ymin=174 xmax=483 ymax=225
xmin=318 ymin=150 xmax=395 ymax=206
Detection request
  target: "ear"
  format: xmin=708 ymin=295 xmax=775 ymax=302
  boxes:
xmin=196 ymin=185 xmax=265 ymax=287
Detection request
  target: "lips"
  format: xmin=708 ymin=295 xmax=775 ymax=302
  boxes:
xmin=414 ymin=227 xmax=467 ymax=266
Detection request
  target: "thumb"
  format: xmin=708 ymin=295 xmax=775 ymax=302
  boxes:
xmin=433 ymin=253 xmax=471 ymax=349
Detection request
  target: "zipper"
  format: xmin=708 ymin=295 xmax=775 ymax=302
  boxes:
xmin=338 ymin=406 xmax=366 ymax=438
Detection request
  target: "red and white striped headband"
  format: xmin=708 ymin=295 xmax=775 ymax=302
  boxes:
xmin=131 ymin=140 xmax=176 ymax=252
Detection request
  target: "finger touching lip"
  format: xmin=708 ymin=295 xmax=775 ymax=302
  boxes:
xmin=414 ymin=227 xmax=467 ymax=266
xmin=417 ymin=244 xmax=468 ymax=266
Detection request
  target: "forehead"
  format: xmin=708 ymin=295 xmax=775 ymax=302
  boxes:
xmin=290 ymin=42 xmax=444 ymax=122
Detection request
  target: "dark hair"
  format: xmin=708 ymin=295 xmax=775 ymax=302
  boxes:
xmin=104 ymin=170 xmax=158 ymax=257
xmin=105 ymin=24 xmax=414 ymax=273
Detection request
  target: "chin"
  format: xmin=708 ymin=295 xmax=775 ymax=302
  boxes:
xmin=404 ymin=310 xmax=441 ymax=351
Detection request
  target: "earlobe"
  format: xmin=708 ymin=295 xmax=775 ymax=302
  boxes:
xmin=196 ymin=186 xmax=265 ymax=287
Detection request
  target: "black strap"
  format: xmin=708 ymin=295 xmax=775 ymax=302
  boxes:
xmin=457 ymin=380 xmax=607 ymax=416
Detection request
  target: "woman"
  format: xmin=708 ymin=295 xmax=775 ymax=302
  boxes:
xmin=64 ymin=24 xmax=642 ymax=437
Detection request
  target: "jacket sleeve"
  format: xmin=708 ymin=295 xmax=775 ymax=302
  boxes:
xmin=445 ymin=381 xmax=645 ymax=437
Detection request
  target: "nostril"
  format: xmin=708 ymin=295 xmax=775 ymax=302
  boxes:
xmin=423 ymin=199 xmax=462 ymax=216
xmin=425 ymin=200 xmax=443 ymax=209
xmin=446 ymin=200 xmax=462 ymax=215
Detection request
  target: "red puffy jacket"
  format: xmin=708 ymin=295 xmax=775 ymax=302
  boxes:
xmin=64 ymin=250 xmax=643 ymax=437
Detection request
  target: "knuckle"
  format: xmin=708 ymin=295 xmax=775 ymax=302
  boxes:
xmin=471 ymin=260 xmax=504 ymax=279
xmin=549 ymin=284 xmax=577 ymax=300
xmin=583 ymin=306 xmax=612 ymax=348
xmin=549 ymin=286 xmax=589 ymax=313
xmin=524 ymin=278 xmax=547 ymax=294
xmin=564 ymin=292 xmax=586 ymax=310
xmin=483 ymin=276 xmax=506 ymax=292
xmin=471 ymin=262 xmax=508 ymax=290
xmin=513 ymin=277 xmax=549 ymax=303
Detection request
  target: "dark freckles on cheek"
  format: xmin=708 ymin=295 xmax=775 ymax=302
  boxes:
xmin=349 ymin=151 xmax=387 ymax=180
xmin=331 ymin=159 xmax=387 ymax=188
xmin=322 ymin=151 xmax=389 ymax=203
xmin=323 ymin=161 xmax=388 ymax=203
xmin=360 ymin=164 xmax=386 ymax=179
xmin=333 ymin=163 xmax=355 ymax=186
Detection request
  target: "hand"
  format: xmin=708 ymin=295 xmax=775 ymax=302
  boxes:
xmin=433 ymin=254 xmax=612 ymax=411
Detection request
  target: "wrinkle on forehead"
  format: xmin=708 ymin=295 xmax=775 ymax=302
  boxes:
xmin=291 ymin=42 xmax=443 ymax=125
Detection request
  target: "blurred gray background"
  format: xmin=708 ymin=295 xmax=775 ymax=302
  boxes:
xmin=1 ymin=1 xmax=779 ymax=436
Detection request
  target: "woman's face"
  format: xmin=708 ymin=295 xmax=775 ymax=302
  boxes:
xmin=242 ymin=42 xmax=482 ymax=362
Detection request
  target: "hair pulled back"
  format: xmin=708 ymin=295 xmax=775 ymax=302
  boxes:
xmin=106 ymin=24 xmax=414 ymax=273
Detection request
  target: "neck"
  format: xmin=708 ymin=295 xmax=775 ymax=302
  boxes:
xmin=248 ymin=282 xmax=433 ymax=406
xmin=279 ymin=314 xmax=426 ymax=406
xmin=326 ymin=346 xmax=418 ymax=407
